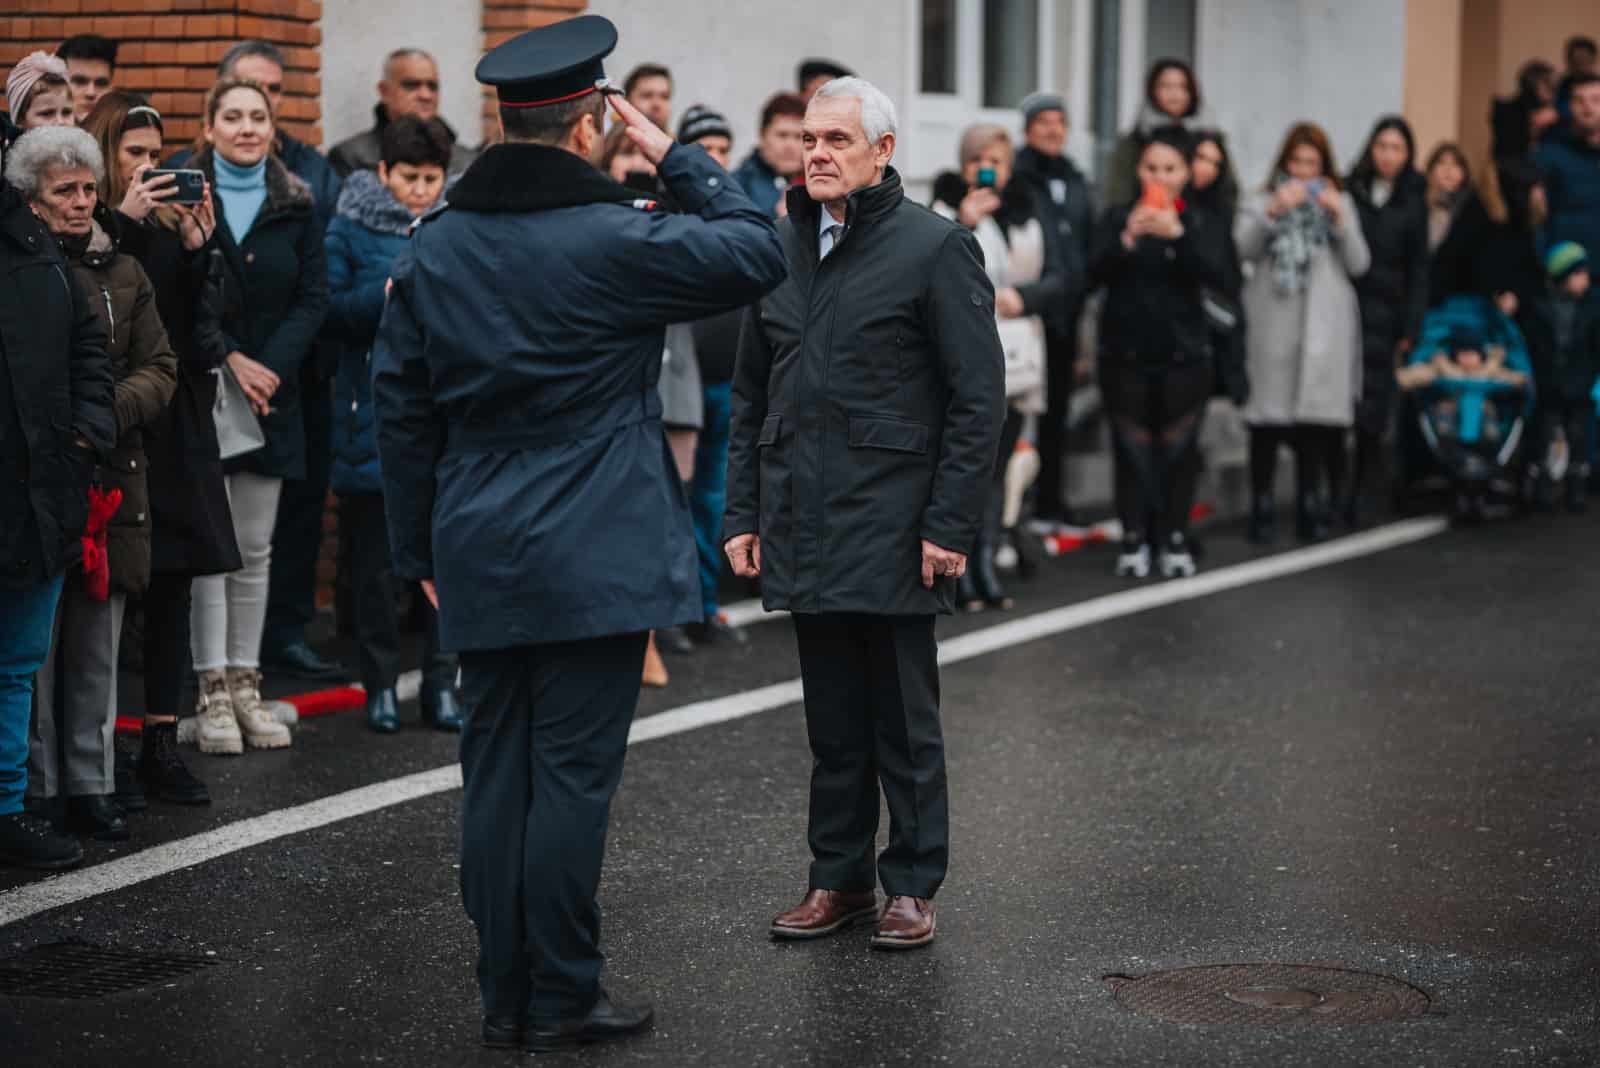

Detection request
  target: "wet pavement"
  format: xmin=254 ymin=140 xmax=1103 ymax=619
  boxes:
xmin=2 ymin=512 xmax=1598 ymax=1066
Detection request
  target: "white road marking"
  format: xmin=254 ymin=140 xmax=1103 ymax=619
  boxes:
xmin=0 ymin=517 xmax=1448 ymax=929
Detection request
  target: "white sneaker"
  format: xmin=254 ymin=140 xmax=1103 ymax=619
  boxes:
xmin=1159 ymin=547 xmax=1197 ymax=578
xmin=177 ymin=717 xmax=197 ymax=746
xmin=227 ymin=668 xmax=292 ymax=750
xmin=994 ymin=542 xmax=1019 ymax=571
xmin=1115 ymin=543 xmax=1151 ymax=579
xmin=195 ymin=670 xmax=243 ymax=755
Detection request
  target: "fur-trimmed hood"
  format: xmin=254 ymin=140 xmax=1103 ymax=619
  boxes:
xmin=191 ymin=146 xmax=316 ymax=222
xmin=335 ymin=168 xmax=419 ymax=236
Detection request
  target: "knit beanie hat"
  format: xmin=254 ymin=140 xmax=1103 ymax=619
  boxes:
xmin=677 ymin=105 xmax=732 ymax=146
xmin=1545 ymin=241 xmax=1590 ymax=284
xmin=5 ymin=51 xmax=68 ymax=121
xmin=1020 ymin=91 xmax=1066 ymax=127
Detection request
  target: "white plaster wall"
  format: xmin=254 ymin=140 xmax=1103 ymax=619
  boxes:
xmin=1196 ymin=0 xmax=1406 ymax=190
xmin=320 ymin=0 xmax=485 ymax=150
xmin=588 ymin=0 xmax=912 ymax=171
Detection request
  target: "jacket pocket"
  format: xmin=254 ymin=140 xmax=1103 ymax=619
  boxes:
xmin=847 ymin=414 xmax=929 ymax=454
xmin=758 ymin=413 xmax=781 ymax=446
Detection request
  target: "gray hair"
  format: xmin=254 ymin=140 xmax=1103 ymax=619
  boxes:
xmin=958 ymin=122 xmax=1012 ymax=166
xmin=4 ymin=126 xmax=105 ymax=199
xmin=218 ymin=40 xmax=285 ymax=78
xmin=383 ymin=49 xmax=437 ymax=80
xmin=812 ymin=76 xmax=898 ymax=144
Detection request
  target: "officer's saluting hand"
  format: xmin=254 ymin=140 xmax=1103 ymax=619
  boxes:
xmin=368 ymin=14 xmax=785 ymax=1057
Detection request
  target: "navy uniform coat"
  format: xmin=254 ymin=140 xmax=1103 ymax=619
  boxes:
xmin=372 ymin=143 xmax=786 ymax=652
xmin=723 ymin=171 xmax=1007 ymax=617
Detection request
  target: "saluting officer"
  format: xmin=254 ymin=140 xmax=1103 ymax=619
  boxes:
xmin=370 ymin=16 xmax=786 ymax=1055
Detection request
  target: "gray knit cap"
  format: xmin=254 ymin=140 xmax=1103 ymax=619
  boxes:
xmin=1020 ymin=91 xmax=1067 ymax=125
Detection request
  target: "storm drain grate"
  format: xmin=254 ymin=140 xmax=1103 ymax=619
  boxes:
xmin=0 ymin=941 xmax=218 ymax=999
xmin=1105 ymin=963 xmax=1432 ymax=1029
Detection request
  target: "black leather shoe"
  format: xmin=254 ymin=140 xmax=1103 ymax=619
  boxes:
xmin=480 ymin=1016 xmax=523 ymax=1049
xmin=655 ymin=625 xmax=694 ymax=655
xmin=684 ymin=616 xmax=748 ymax=646
xmin=1247 ymin=494 xmax=1277 ymax=544
xmin=261 ymin=639 xmax=345 ymax=680
xmin=66 ymin=795 xmax=129 ymax=842
xmin=1295 ymin=491 xmax=1330 ymax=543
xmin=420 ymin=688 xmax=464 ymax=733
xmin=365 ymin=689 xmax=401 ymax=734
xmin=526 ymin=990 xmax=654 ymax=1053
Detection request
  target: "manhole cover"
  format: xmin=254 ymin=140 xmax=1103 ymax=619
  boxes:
xmin=1105 ymin=964 xmax=1431 ymax=1029
xmin=0 ymin=941 xmax=218 ymax=999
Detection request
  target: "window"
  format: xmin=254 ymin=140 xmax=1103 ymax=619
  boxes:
xmin=922 ymin=0 xmax=959 ymax=94
xmin=983 ymin=0 xmax=1040 ymax=109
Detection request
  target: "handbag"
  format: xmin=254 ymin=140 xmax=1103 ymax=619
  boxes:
xmin=212 ymin=363 xmax=266 ymax=460
xmin=995 ymin=317 xmax=1046 ymax=399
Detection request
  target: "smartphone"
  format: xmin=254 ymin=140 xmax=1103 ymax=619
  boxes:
xmin=1304 ymin=177 xmax=1326 ymax=199
xmin=145 ymin=168 xmax=206 ymax=205
xmin=976 ymin=166 xmax=997 ymax=189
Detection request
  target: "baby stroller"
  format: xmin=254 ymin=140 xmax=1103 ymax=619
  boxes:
xmin=1395 ymin=296 xmax=1535 ymax=520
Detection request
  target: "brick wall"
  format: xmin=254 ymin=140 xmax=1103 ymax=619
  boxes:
xmin=1 ymin=1 xmax=324 ymax=153
xmin=479 ymin=0 xmax=586 ymax=143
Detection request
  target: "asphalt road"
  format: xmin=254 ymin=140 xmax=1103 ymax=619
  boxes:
xmin=2 ymin=512 xmax=1597 ymax=1066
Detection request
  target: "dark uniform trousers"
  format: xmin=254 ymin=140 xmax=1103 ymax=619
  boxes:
xmin=457 ymin=631 xmax=647 ymax=1022
xmin=793 ymin=613 xmax=947 ymax=900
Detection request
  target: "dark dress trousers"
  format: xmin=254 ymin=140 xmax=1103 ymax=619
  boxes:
xmin=724 ymin=172 xmax=1005 ymax=900
xmin=372 ymin=142 xmax=785 ymax=1022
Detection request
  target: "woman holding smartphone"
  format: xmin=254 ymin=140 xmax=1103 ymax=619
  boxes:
xmin=81 ymin=92 xmax=239 ymax=800
xmin=1236 ymin=123 xmax=1370 ymax=543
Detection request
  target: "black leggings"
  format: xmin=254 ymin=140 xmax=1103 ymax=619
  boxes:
xmin=1249 ymin=424 xmax=1345 ymax=501
xmin=1101 ymin=359 xmax=1212 ymax=540
xmin=142 ymin=572 xmax=193 ymax=720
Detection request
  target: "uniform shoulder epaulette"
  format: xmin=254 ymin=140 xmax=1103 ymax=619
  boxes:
xmin=410 ymin=200 xmax=451 ymax=235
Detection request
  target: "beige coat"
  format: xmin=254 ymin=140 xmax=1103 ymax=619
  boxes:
xmin=1235 ymin=190 xmax=1370 ymax=427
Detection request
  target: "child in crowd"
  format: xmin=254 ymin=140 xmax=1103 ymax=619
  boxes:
xmin=1522 ymin=242 xmax=1600 ymax=511
xmin=324 ymin=116 xmax=463 ymax=733
xmin=1396 ymin=330 xmax=1527 ymax=444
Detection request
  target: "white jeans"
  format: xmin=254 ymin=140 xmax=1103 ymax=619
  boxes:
xmin=191 ymin=472 xmax=282 ymax=672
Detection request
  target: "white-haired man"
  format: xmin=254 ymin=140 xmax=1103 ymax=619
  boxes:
xmin=723 ymin=77 xmax=1005 ymax=950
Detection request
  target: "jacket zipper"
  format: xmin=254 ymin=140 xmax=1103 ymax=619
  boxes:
xmin=100 ymin=286 xmax=115 ymax=332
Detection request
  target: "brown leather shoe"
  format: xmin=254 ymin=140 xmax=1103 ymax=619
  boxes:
xmin=870 ymin=896 xmax=936 ymax=950
xmin=770 ymin=888 xmax=878 ymax=941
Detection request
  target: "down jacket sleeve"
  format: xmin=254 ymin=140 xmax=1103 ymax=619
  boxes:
xmin=920 ymin=227 xmax=1006 ymax=554
xmin=370 ymin=247 xmax=441 ymax=581
xmin=112 ymin=264 xmax=178 ymax=435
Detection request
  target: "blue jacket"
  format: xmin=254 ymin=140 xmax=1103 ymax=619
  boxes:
xmin=372 ymin=143 xmax=787 ymax=651
xmin=325 ymin=171 xmax=415 ymax=494
xmin=1535 ymin=127 xmax=1600 ymax=259
xmin=731 ymin=150 xmax=788 ymax=218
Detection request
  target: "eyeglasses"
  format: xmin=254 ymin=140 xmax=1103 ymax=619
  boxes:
xmin=399 ymin=79 xmax=440 ymax=93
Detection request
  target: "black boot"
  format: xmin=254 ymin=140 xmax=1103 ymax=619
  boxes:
xmin=139 ymin=721 xmax=211 ymax=805
xmin=1566 ymin=474 xmax=1588 ymax=514
xmin=0 ymin=811 xmax=84 ymax=870
xmin=1296 ymin=490 xmax=1330 ymax=542
xmin=420 ymin=687 xmax=464 ymax=733
xmin=66 ymin=796 xmax=129 ymax=842
xmin=365 ymin=688 xmax=400 ymax=734
xmin=112 ymin=745 xmax=148 ymax=814
xmin=1247 ymin=494 xmax=1277 ymax=545
xmin=973 ymin=508 xmax=1012 ymax=610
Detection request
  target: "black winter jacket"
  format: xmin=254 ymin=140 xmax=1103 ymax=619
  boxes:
xmin=1523 ymin=288 xmax=1600 ymax=402
xmin=1431 ymin=192 xmax=1545 ymax=311
xmin=195 ymin=149 xmax=330 ymax=481
xmin=0 ymin=180 xmax=115 ymax=589
xmin=1349 ymin=170 xmax=1430 ymax=356
xmin=114 ymin=212 xmax=241 ymax=578
xmin=1010 ymin=146 xmax=1093 ymax=337
xmin=725 ymin=170 xmax=1007 ymax=616
xmin=1089 ymin=201 xmax=1230 ymax=366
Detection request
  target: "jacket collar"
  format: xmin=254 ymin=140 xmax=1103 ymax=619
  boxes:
xmin=786 ymin=166 xmax=904 ymax=238
xmin=371 ymin=104 xmax=459 ymax=145
xmin=445 ymin=143 xmax=645 ymax=214
xmin=1013 ymin=145 xmax=1082 ymax=183
xmin=335 ymin=168 xmax=418 ymax=235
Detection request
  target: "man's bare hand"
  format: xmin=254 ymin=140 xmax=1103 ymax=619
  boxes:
xmin=421 ymin=580 xmax=439 ymax=611
xmin=921 ymin=540 xmax=966 ymax=588
xmin=607 ymin=92 xmax=675 ymax=167
xmin=726 ymin=533 xmax=761 ymax=577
